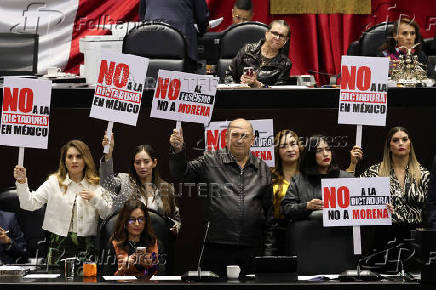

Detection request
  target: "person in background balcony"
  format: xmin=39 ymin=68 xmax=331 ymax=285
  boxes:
xmin=225 ymin=20 xmax=291 ymax=87
xmin=139 ymin=0 xmax=209 ymax=72
xmin=378 ymin=17 xmax=428 ymax=74
xmin=232 ymin=0 xmax=253 ymax=25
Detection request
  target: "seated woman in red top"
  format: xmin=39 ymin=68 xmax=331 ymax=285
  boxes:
xmin=110 ymin=200 xmax=158 ymax=277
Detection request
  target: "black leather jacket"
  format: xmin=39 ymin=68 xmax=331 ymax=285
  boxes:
xmin=169 ymin=147 xmax=274 ymax=254
xmin=225 ymin=40 xmax=292 ymax=86
xmin=281 ymin=170 xmax=353 ymax=221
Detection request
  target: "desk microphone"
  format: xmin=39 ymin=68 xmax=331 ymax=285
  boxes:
xmin=307 ymin=70 xmax=341 ymax=86
xmin=181 ymin=221 xmax=219 ymax=281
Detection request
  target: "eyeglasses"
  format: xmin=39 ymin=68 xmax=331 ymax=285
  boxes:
xmin=269 ymin=30 xmax=288 ymax=40
xmin=230 ymin=132 xmax=252 ymax=140
xmin=127 ymin=217 xmax=145 ymax=225
xmin=232 ymin=14 xmax=250 ymax=22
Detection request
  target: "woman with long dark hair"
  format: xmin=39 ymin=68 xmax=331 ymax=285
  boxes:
xmin=100 ymin=134 xmax=180 ymax=234
xmin=13 ymin=140 xmax=112 ymax=264
xmin=109 ymin=200 xmax=158 ymax=277
xmin=271 ymin=130 xmax=302 ymax=254
xmin=281 ymin=135 xmax=353 ymax=221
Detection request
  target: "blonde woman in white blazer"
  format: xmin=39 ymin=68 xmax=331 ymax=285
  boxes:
xmin=13 ymin=140 xmax=112 ymax=264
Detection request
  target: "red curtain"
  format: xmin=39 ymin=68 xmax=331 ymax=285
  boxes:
xmin=66 ymin=0 xmax=436 ymax=83
xmin=207 ymin=0 xmax=436 ymax=83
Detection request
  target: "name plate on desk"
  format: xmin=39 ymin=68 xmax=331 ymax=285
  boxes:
xmin=0 ymin=266 xmax=30 ymax=276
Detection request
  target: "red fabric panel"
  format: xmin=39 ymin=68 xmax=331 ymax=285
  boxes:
xmin=67 ymin=0 xmax=436 ymax=84
xmin=207 ymin=0 xmax=436 ymax=83
xmin=65 ymin=0 xmax=139 ymax=73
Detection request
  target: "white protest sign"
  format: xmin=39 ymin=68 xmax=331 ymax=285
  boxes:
xmin=205 ymin=119 xmax=275 ymax=167
xmin=338 ymin=56 xmax=389 ymax=126
xmin=89 ymin=51 xmax=148 ymax=126
xmin=322 ymin=177 xmax=391 ymax=227
xmin=1 ymin=77 xmax=52 ymax=149
xmin=150 ymin=70 xmax=219 ymax=125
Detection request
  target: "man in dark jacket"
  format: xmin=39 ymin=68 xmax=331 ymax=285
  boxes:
xmin=139 ymin=0 xmax=209 ymax=69
xmin=0 ymin=210 xmax=27 ymax=264
xmin=169 ymin=118 xmax=274 ymax=277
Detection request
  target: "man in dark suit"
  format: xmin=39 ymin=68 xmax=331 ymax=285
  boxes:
xmin=0 ymin=210 xmax=27 ymax=264
xmin=139 ymin=0 xmax=209 ymax=70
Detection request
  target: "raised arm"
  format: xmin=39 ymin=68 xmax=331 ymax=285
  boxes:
xmin=346 ymin=145 xmax=363 ymax=176
xmin=14 ymin=165 xmax=49 ymax=211
xmin=169 ymin=127 xmax=207 ymax=182
xmin=100 ymin=133 xmax=122 ymax=194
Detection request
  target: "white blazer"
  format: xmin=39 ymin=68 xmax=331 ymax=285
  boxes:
xmin=16 ymin=174 xmax=112 ymax=237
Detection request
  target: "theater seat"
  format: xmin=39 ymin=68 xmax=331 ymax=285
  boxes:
xmin=0 ymin=187 xmax=46 ymax=261
xmin=423 ymin=37 xmax=436 ymax=56
xmin=122 ymin=22 xmax=187 ymax=81
xmin=286 ymin=210 xmax=355 ymax=275
xmin=217 ymin=22 xmax=269 ymax=83
xmin=98 ymin=210 xmax=175 ymax=275
xmin=359 ymin=22 xmax=393 ymax=56
xmin=346 ymin=41 xmax=360 ymax=56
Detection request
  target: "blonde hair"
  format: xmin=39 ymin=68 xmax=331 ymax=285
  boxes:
xmin=379 ymin=127 xmax=422 ymax=184
xmin=55 ymin=140 xmax=99 ymax=190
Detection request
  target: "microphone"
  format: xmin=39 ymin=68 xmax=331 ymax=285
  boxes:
xmin=307 ymin=70 xmax=341 ymax=86
xmin=181 ymin=221 xmax=219 ymax=281
xmin=307 ymin=70 xmax=337 ymax=77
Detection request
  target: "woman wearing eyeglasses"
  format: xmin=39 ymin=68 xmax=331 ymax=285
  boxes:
xmin=108 ymin=200 xmax=158 ymax=277
xmin=225 ymin=20 xmax=292 ymax=87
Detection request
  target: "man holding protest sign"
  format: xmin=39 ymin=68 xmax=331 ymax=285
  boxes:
xmin=169 ymin=118 xmax=274 ymax=277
